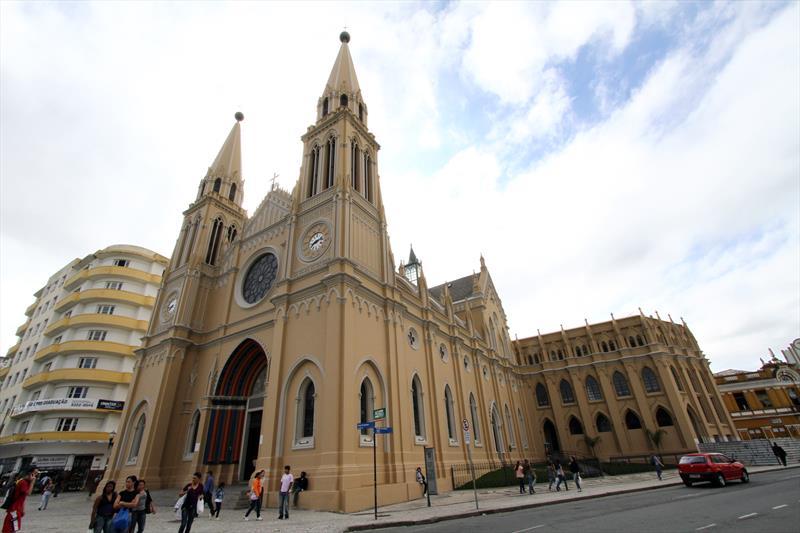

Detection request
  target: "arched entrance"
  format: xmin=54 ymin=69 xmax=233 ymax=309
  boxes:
xmin=203 ymin=339 xmax=268 ymax=481
xmin=543 ymin=419 xmax=560 ymax=454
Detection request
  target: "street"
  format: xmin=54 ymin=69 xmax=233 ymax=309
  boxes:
xmin=377 ymin=469 xmax=800 ymax=533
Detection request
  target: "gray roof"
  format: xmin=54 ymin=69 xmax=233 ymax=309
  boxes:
xmin=429 ymin=275 xmax=475 ymax=303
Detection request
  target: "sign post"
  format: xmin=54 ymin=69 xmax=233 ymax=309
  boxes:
xmin=358 ymin=419 xmax=393 ymax=521
xmin=462 ymin=419 xmax=479 ymax=510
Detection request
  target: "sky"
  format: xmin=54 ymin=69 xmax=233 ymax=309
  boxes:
xmin=1 ymin=1 xmax=798 ymax=372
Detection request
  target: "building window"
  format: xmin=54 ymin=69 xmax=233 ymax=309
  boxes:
xmin=53 ymin=336 xmax=62 ymax=344
xmin=642 ymin=367 xmax=661 ymax=393
xmin=755 ymin=390 xmax=773 ymax=408
xmin=411 ymin=375 xmax=425 ymax=439
xmin=655 ymin=407 xmax=674 ymax=427
xmin=213 ymin=178 xmax=221 ymax=193
xmin=568 ymin=416 xmax=584 ymax=435
xmin=87 ymin=330 xmax=107 ymax=341
xmin=43 ymin=362 xmax=52 ymax=372
xmin=127 ymin=413 xmax=146 ymax=464
xmin=228 ymin=183 xmax=237 ymax=202
xmin=358 ymin=103 xmax=364 ymax=121
xmin=670 ymin=366 xmax=684 ymax=392
xmin=113 ymin=259 xmax=130 ymax=267
xmin=324 ymin=136 xmax=336 ymax=189
xmin=67 ymin=386 xmax=88 ymax=398
xmin=30 ymin=391 xmax=40 ymax=401
xmin=340 ymin=94 xmax=348 ymax=107
xmin=535 ymin=383 xmax=550 ymax=407
xmin=363 ymin=152 xmax=372 ymax=203
xmin=227 ymin=224 xmax=237 ymax=243
xmin=359 ymin=379 xmax=374 ymax=436
xmin=613 ymin=371 xmax=631 ymax=397
xmin=439 ymin=344 xmax=448 ymax=362
xmin=296 ymin=378 xmax=315 ymax=441
xmin=78 ymin=357 xmax=98 ymax=369
xmin=463 ymin=356 xmax=469 ymax=371
xmin=56 ymin=417 xmax=78 ymax=431
xmin=585 ymin=376 xmax=603 ymax=401
xmin=444 ymin=385 xmax=456 ymax=441
xmin=624 ymin=410 xmax=642 ymax=430
xmin=559 ymin=380 xmax=575 ymax=404
xmin=351 ymin=141 xmax=360 ymax=192
xmin=205 ymin=217 xmax=224 ymax=266
xmin=733 ymin=392 xmax=750 ymax=410
xmin=636 ymin=334 xmax=646 ymax=346
xmin=407 ymin=328 xmax=419 ymax=349
xmin=469 ymin=393 xmax=481 ymax=443
xmin=105 ymin=281 xmax=124 ymax=290
xmin=596 ymin=413 xmax=612 ymax=432
xmin=96 ymin=305 xmax=115 ymax=315
xmin=20 ymin=369 xmax=27 ymax=381
xmin=185 ymin=410 xmax=200 ymax=457
xmin=322 ymin=97 xmax=328 ymax=116
xmin=504 ymin=405 xmax=516 ymax=448
xmin=628 ymin=336 xmax=636 ymax=347
xmin=307 ymin=145 xmax=320 ymax=197
xmin=18 ymin=421 xmax=29 ymax=434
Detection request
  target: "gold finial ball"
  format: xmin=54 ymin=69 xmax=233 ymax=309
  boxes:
xmin=234 ymin=111 xmax=244 ymax=122
xmin=340 ymin=31 xmax=350 ymax=43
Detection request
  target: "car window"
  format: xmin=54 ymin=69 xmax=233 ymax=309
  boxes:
xmin=679 ymin=456 xmax=707 ymax=464
xmin=711 ymin=455 xmax=727 ymax=464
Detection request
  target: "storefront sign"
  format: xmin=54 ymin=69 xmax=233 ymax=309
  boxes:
xmin=12 ymin=398 xmax=125 ymax=416
xmin=97 ymin=399 xmax=124 ymax=411
xmin=33 ymin=455 xmax=67 ymax=469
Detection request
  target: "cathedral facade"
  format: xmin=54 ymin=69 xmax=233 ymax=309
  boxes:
xmin=105 ymin=33 xmax=734 ymax=512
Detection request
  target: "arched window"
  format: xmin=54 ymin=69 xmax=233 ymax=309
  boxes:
xmin=127 ymin=412 xmax=146 ymax=464
xmin=213 ymin=178 xmax=221 ymax=193
xmin=613 ymin=371 xmax=631 ymax=397
xmin=295 ymin=378 xmax=315 ymax=444
xmin=444 ymin=385 xmax=456 ymax=441
xmin=358 ymin=103 xmax=364 ymax=121
xmin=340 ymin=94 xmax=348 ymax=107
xmin=585 ymin=375 xmax=603 ymax=401
xmin=185 ymin=410 xmax=200 ymax=457
xmin=324 ymin=136 xmax=336 ymax=189
xmin=636 ymin=334 xmax=645 ymax=346
xmin=625 ymin=410 xmax=642 ymax=430
xmin=411 ymin=375 xmax=425 ymax=439
xmin=574 ymin=345 xmax=582 ymax=357
xmin=596 ymin=413 xmax=612 ymax=433
xmin=205 ymin=217 xmax=223 ymax=265
xmin=557 ymin=349 xmax=564 ymax=360
xmin=628 ymin=336 xmax=636 ymax=347
xmin=504 ymin=405 xmax=516 ymax=448
xmin=307 ymin=145 xmax=320 ymax=197
xmin=582 ymin=345 xmax=589 ymax=356
xmin=535 ymin=383 xmax=550 ymax=407
xmin=360 ymin=378 xmax=374 ymax=436
xmin=350 ymin=141 xmax=360 ymax=192
xmin=228 ymin=183 xmax=237 ymax=201
xmin=363 ymin=152 xmax=372 ymax=203
xmin=322 ymin=97 xmax=328 ymax=116
xmin=227 ymin=224 xmax=237 ymax=243
xmin=517 ymin=408 xmax=529 ymax=449
xmin=601 ymin=341 xmax=609 ymax=352
xmin=559 ymin=380 xmax=575 ymax=404
xmin=642 ymin=367 xmax=661 ymax=393
xmin=656 ymin=407 xmax=674 ymax=427
xmin=608 ymin=340 xmax=616 ymax=351
xmin=671 ymin=366 xmax=684 ymax=392
xmin=490 ymin=405 xmax=504 ymax=456
xmin=569 ymin=416 xmax=584 ymax=435
xmin=469 ymin=393 xmax=481 ymax=443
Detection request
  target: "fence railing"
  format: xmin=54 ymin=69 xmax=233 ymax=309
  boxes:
xmin=451 ymin=456 xmax=604 ymax=491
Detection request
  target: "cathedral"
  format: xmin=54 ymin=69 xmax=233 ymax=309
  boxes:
xmin=105 ymin=33 xmax=736 ymax=512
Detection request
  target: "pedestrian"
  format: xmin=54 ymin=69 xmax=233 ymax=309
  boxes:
xmin=546 ymin=462 xmax=556 ymax=491
xmin=212 ymin=482 xmax=224 ymax=520
xmin=177 ymin=472 xmax=204 ymax=533
xmin=202 ymin=471 xmax=215 ymax=517
xmin=38 ymin=480 xmax=53 ymax=510
xmin=651 ymin=454 xmax=664 ymax=480
xmin=278 ymin=465 xmax=294 ymax=520
xmin=555 ymin=460 xmax=569 ymax=491
xmin=52 ymin=475 xmax=62 ymax=498
xmin=90 ymin=481 xmax=117 ymax=533
xmin=113 ymin=475 xmax=140 ymax=533
xmin=38 ymin=473 xmax=51 ymax=494
xmin=514 ymin=461 xmax=525 ymax=494
xmin=292 ymin=472 xmax=308 ymax=508
xmin=772 ymin=442 xmax=788 ymax=467
xmin=569 ymin=456 xmax=582 ymax=492
xmin=2 ymin=466 xmax=38 ymax=533
xmin=256 ymin=470 xmax=265 ymax=515
xmin=415 ymin=467 xmax=428 ymax=497
xmin=129 ymin=479 xmax=152 ymax=533
xmin=523 ymin=460 xmax=536 ymax=494
xmin=243 ymin=470 xmax=262 ymax=521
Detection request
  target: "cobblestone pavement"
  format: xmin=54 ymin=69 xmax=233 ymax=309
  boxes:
xmin=17 ymin=465 xmax=791 ymax=533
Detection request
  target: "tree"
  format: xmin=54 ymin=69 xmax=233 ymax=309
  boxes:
xmin=583 ymin=434 xmax=601 ymax=458
xmin=645 ymin=428 xmax=666 ymax=451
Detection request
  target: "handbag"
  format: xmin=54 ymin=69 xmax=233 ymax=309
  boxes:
xmin=196 ymin=497 xmax=204 ymax=515
xmin=173 ymin=494 xmax=186 ymax=510
xmin=111 ymin=508 xmax=130 ymax=532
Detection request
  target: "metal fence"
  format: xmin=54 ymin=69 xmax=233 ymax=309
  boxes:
xmin=450 ymin=456 xmax=603 ymax=491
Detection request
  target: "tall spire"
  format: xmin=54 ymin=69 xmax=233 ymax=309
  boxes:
xmin=209 ymin=112 xmax=243 ymax=180
xmin=325 ymin=31 xmax=361 ymax=95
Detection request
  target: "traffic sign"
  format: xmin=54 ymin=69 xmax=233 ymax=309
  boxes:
xmin=373 ymin=407 xmax=386 ymax=420
xmin=375 ymin=427 xmax=393 ymax=434
xmin=357 ymin=421 xmax=375 ymax=430
xmin=462 ymin=419 xmax=470 ymax=432
xmin=464 ymin=430 xmax=471 ymax=444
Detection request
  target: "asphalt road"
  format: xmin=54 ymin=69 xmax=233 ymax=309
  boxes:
xmin=377 ymin=469 xmax=800 ymax=533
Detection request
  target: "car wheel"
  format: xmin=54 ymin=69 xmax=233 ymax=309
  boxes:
xmin=715 ymin=473 xmax=726 ymax=487
xmin=740 ymin=470 xmax=749 ymax=484
xmin=683 ymin=480 xmax=693 ymax=487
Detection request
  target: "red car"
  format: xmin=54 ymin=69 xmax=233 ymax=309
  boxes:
xmin=678 ymin=453 xmax=749 ymax=487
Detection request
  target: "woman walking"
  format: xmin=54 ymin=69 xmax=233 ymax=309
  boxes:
xmin=523 ymin=459 xmax=536 ymax=494
xmin=212 ymin=482 xmax=224 ymax=520
xmin=130 ymin=479 xmax=152 ymax=533
xmin=568 ymin=456 xmax=582 ymax=492
xmin=90 ymin=481 xmax=117 ymax=533
xmin=114 ymin=476 xmax=141 ymax=533
xmin=514 ymin=461 xmax=525 ymax=494
xmin=555 ymin=460 xmax=569 ymax=491
xmin=244 ymin=471 xmax=263 ymax=521
xmin=546 ymin=462 xmax=556 ymax=491
xmin=38 ymin=479 xmax=54 ymax=510
xmin=177 ymin=472 xmax=204 ymax=533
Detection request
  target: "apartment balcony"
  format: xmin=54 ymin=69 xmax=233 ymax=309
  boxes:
xmin=22 ymin=368 xmax=132 ymax=390
xmin=44 ymin=313 xmax=148 ymax=337
xmin=25 ymin=300 xmax=38 ymax=317
xmin=730 ymin=406 xmax=800 ymax=418
xmin=15 ymin=319 xmax=31 ymax=337
xmin=5 ymin=342 xmax=20 ymax=358
xmin=54 ymin=288 xmax=155 ymax=313
xmin=64 ymin=265 xmax=161 ymax=290
xmin=0 ymin=431 xmax=111 ymax=445
xmin=34 ymin=340 xmax=135 ymax=363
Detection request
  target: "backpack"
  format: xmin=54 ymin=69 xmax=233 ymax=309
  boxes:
xmin=0 ymin=481 xmax=18 ymax=510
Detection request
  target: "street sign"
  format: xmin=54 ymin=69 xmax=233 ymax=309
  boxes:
xmin=464 ymin=430 xmax=471 ymax=444
xmin=357 ymin=421 xmax=375 ymax=430
xmin=373 ymin=407 xmax=386 ymax=420
xmin=375 ymin=426 xmax=393 ymax=434
xmin=462 ymin=419 xmax=470 ymax=432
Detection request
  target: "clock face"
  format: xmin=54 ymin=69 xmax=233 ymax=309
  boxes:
xmin=242 ymin=253 xmax=279 ymax=304
xmin=300 ymin=222 xmax=331 ymax=261
xmin=161 ymin=292 xmax=179 ymax=323
xmin=167 ymin=297 xmax=177 ymax=315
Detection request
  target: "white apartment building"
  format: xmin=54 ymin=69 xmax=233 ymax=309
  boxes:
xmin=0 ymin=245 xmax=166 ymax=489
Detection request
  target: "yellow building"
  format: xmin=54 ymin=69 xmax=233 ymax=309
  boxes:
xmin=105 ymin=33 xmax=732 ymax=511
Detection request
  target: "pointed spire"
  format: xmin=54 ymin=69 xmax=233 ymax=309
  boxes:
xmin=408 ymin=244 xmax=419 ymax=266
xmin=325 ymin=32 xmax=361 ymax=95
xmin=209 ymin=114 xmax=243 ymax=181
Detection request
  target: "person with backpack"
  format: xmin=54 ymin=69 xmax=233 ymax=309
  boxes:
xmin=1 ymin=466 xmax=38 ymax=533
xmin=90 ymin=481 xmax=117 ymax=533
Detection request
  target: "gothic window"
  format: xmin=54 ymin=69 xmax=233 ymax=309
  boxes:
xmin=568 ymin=416 xmax=584 ymax=435
xmin=228 ymin=183 xmax=237 ymax=201
xmin=411 ymin=375 xmax=425 ymax=439
xmin=350 ymin=141 xmax=360 ymax=192
xmin=127 ymin=412 xmax=146 ymax=464
xmin=517 ymin=408 xmax=529 ymax=449
xmin=296 ymin=378 xmax=315 ymax=441
xmin=582 ymin=345 xmax=589 ymax=356
xmin=322 ymin=97 xmax=328 ymax=116
xmin=636 ymin=335 xmax=645 ymax=346
xmin=444 ymin=385 xmax=456 ymax=441
xmin=407 ymin=328 xmax=419 ymax=349
xmin=504 ymin=405 xmax=516 ymax=448
xmin=307 ymin=145 xmax=320 ymax=198
xmin=227 ymin=224 xmax=237 ymax=243
xmin=469 ymin=393 xmax=481 ymax=443
xmin=625 ymin=410 xmax=642 ymax=430
xmin=655 ymin=407 xmax=674 ymax=427
xmin=359 ymin=378 xmax=374 ymax=436
xmin=596 ymin=413 xmax=612 ymax=433
xmin=559 ymin=379 xmax=575 ymax=404
xmin=205 ymin=217 xmax=224 ymax=265
xmin=608 ymin=340 xmax=617 ymax=351
xmin=574 ymin=345 xmax=582 ymax=357
xmin=340 ymin=94 xmax=348 ymax=107
xmin=241 ymin=252 xmax=279 ymax=304
xmin=585 ymin=375 xmax=603 ymax=401
xmin=363 ymin=152 xmax=372 ymax=203
xmin=642 ymin=367 xmax=661 ymax=393
xmin=185 ymin=410 xmax=200 ymax=457
xmin=358 ymin=103 xmax=364 ymax=121
xmin=601 ymin=341 xmax=609 ymax=352
xmin=536 ymin=383 xmax=550 ymax=407
xmin=213 ymin=178 xmax=221 ymax=193
xmin=557 ymin=349 xmax=564 ymax=360
xmin=325 ymin=137 xmax=336 ymax=189
xmin=628 ymin=336 xmax=636 ymax=347
xmin=613 ymin=371 xmax=631 ymax=397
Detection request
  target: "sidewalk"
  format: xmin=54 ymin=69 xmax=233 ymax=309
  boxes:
xmin=20 ymin=464 xmax=795 ymax=532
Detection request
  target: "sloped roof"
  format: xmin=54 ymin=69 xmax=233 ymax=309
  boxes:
xmin=325 ymin=40 xmax=360 ymax=94
xmin=429 ymin=275 xmax=475 ymax=303
xmin=209 ymin=121 xmax=242 ymax=179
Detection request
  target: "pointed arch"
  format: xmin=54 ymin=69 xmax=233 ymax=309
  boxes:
xmin=686 ymin=405 xmax=704 ymax=442
xmin=444 ymin=385 xmax=456 ymax=441
xmin=613 ymin=371 xmax=631 ymax=397
xmin=536 ymin=383 xmax=550 ymax=407
xmin=559 ymin=379 xmax=575 ymax=404
xmin=184 ymin=409 xmax=201 ymax=457
xmin=307 ymin=144 xmax=321 ymax=197
xmin=228 ymin=182 xmax=237 ymax=201
xmin=411 ymin=374 xmax=426 ymax=440
xmin=359 ymin=377 xmax=374 ymax=435
xmin=655 ymin=406 xmax=674 ymax=427
xmin=469 ymin=393 xmax=481 ymax=444
xmin=542 ymin=418 xmax=560 ymax=453
xmin=624 ymin=410 xmax=642 ymax=430
xmin=350 ymin=139 xmax=361 ymax=192
xmin=490 ymin=403 xmax=504 ymax=457
xmin=295 ymin=377 xmax=316 ymax=444
xmin=340 ymin=94 xmax=348 ymax=107
xmin=363 ymin=150 xmax=373 ymax=203
xmin=322 ymin=97 xmax=329 ymax=117
xmin=601 ymin=341 xmax=609 ymax=352
xmin=568 ymin=416 xmax=584 ymax=435
xmin=324 ymin=135 xmax=336 ymax=189
xmin=205 ymin=216 xmax=224 ymax=265
xmin=596 ymin=412 xmax=612 ymax=433
xmin=642 ymin=367 xmax=661 ymax=392
xmin=671 ymin=365 xmax=684 ymax=392
xmin=124 ymin=401 xmax=148 ymax=465
xmin=585 ymin=375 xmax=603 ymax=401
xmin=213 ymin=177 xmax=221 ymax=193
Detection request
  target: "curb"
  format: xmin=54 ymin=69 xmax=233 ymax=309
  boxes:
xmin=344 ymin=465 xmax=798 ymax=532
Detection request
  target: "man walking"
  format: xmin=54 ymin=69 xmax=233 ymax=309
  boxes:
xmin=278 ymin=466 xmax=294 ymax=520
xmin=523 ymin=459 xmax=535 ymax=494
xmin=203 ymin=471 xmax=215 ymax=516
xmin=772 ymin=442 xmax=788 ymax=466
xmin=3 ymin=466 xmax=38 ymax=533
xmin=651 ymin=454 xmax=664 ymax=480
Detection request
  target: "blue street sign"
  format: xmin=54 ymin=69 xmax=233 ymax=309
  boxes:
xmin=375 ymin=427 xmax=393 ymax=434
xmin=357 ymin=421 xmax=375 ymax=430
